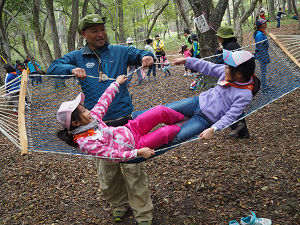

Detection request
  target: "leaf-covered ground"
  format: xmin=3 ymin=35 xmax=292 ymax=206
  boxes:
xmin=1 ymin=23 xmax=299 ymax=225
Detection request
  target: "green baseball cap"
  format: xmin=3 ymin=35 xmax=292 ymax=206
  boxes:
xmin=216 ymin=26 xmax=235 ymax=39
xmin=78 ymin=14 xmax=106 ymax=33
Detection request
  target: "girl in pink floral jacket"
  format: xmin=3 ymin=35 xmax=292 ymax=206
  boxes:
xmin=57 ymin=75 xmax=184 ymax=162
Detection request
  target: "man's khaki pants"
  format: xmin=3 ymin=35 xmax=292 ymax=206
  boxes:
xmin=96 ymin=159 xmax=153 ymax=222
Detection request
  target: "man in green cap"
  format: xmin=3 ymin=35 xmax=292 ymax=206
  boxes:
xmin=215 ymin=26 xmax=250 ymax=139
xmin=47 ymin=14 xmax=154 ymax=225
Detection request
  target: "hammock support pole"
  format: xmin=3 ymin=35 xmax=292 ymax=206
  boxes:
xmin=269 ymin=33 xmax=300 ymax=69
xmin=18 ymin=70 xmax=28 ymax=155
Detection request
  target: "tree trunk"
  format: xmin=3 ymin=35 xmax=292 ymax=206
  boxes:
xmin=132 ymin=10 xmax=138 ymax=43
xmin=255 ymin=0 xmax=263 ymax=22
xmin=45 ymin=0 xmax=62 ymax=59
xmin=227 ymin=3 xmax=231 ymax=25
xmin=287 ymin=0 xmax=293 ymax=14
xmin=234 ymin=0 xmax=260 ymax=44
xmin=268 ymin=0 xmax=275 ymax=20
xmin=32 ymin=0 xmax=53 ymax=68
xmin=95 ymin=0 xmax=103 ymax=16
xmin=175 ymin=14 xmax=181 ymax=39
xmin=291 ymin=0 xmax=300 ymax=30
xmin=78 ymin=0 xmax=89 ymax=48
xmin=188 ymin=0 xmax=229 ymax=57
xmin=146 ymin=0 xmax=170 ymax=38
xmin=117 ymin=0 xmax=125 ymax=43
xmin=21 ymin=33 xmax=31 ymax=58
xmin=2 ymin=8 xmax=31 ymax=59
xmin=0 ymin=0 xmax=11 ymax=64
xmin=67 ymin=0 xmax=79 ymax=52
xmin=174 ymin=0 xmax=192 ymax=30
xmin=282 ymin=0 xmax=287 ymax=11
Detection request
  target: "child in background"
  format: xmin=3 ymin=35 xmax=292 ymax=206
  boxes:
xmin=4 ymin=64 xmax=20 ymax=113
xmin=126 ymin=37 xmax=143 ymax=86
xmin=181 ymin=45 xmax=192 ymax=76
xmin=260 ymin=10 xmax=266 ymax=20
xmin=15 ymin=62 xmax=25 ymax=75
xmin=161 ymin=52 xmax=171 ymax=76
xmin=254 ymin=18 xmax=270 ymax=91
xmin=57 ymin=75 xmax=184 ymax=161
xmin=144 ymin=38 xmax=157 ymax=81
xmin=189 ymin=34 xmax=202 ymax=89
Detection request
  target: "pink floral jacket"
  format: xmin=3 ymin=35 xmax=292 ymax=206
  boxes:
xmin=75 ymin=82 xmax=137 ymax=162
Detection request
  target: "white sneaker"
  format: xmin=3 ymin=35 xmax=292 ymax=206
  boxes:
xmin=240 ymin=211 xmax=271 ymax=225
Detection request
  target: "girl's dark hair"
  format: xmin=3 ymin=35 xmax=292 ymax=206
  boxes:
xmin=181 ymin=45 xmax=188 ymax=54
xmin=252 ymin=75 xmax=261 ymax=96
xmin=4 ymin=64 xmax=16 ymax=73
xmin=229 ymin=57 xmax=260 ymax=96
xmin=191 ymin=34 xmax=198 ymax=42
xmin=222 ymin=37 xmax=238 ymax=47
xmin=229 ymin=57 xmax=256 ymax=82
xmin=146 ymin=38 xmax=153 ymax=45
xmin=184 ymin=29 xmax=190 ymax=34
xmin=16 ymin=62 xmax=25 ymax=69
xmin=56 ymin=107 xmax=81 ymax=148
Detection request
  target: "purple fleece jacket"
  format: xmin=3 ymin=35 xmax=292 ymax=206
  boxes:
xmin=185 ymin=57 xmax=253 ymax=131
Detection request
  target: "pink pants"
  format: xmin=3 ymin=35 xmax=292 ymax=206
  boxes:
xmin=125 ymin=105 xmax=184 ymax=149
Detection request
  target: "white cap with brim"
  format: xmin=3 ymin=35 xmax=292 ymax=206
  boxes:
xmin=57 ymin=93 xmax=85 ymax=130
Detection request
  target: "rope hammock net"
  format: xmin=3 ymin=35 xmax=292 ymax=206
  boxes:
xmin=0 ymin=33 xmax=299 ymax=163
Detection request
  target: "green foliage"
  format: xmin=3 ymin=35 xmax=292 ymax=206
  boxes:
xmin=2 ymin=0 xmax=299 ymax=69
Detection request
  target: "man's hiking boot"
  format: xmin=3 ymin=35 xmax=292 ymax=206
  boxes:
xmin=113 ymin=210 xmax=126 ymax=222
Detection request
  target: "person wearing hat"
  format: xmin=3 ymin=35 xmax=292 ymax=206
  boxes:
xmin=253 ymin=18 xmax=270 ymax=92
xmin=215 ymin=26 xmax=251 ymax=139
xmin=126 ymin=37 xmax=143 ymax=86
xmin=215 ymin=26 xmax=240 ymax=64
xmin=47 ymin=14 xmax=154 ymax=225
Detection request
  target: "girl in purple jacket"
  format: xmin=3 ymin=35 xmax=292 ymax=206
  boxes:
xmin=168 ymin=50 xmax=260 ymax=143
xmin=56 ymin=75 xmax=184 ymax=162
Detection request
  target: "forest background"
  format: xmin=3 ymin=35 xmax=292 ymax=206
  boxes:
xmin=0 ymin=0 xmax=299 ymax=83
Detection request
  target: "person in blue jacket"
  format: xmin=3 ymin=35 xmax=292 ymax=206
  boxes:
xmin=4 ymin=64 xmax=20 ymax=112
xmin=28 ymin=57 xmax=43 ymax=85
xmin=47 ymin=14 xmax=154 ymax=225
xmin=253 ymin=18 xmax=270 ymax=91
xmin=276 ymin=8 xmax=286 ymax=28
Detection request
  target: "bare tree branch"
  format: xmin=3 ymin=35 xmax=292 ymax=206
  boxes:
xmin=146 ymin=0 xmax=170 ymax=38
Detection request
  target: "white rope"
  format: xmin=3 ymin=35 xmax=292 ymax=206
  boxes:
xmin=0 ymin=126 xmax=21 ymax=149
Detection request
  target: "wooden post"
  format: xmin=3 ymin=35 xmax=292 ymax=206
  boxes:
xmin=18 ymin=70 xmax=28 ymax=155
xmin=269 ymin=33 xmax=300 ymax=70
